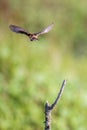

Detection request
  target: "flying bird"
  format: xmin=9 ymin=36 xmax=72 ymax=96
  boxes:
xmin=9 ymin=23 xmax=54 ymax=41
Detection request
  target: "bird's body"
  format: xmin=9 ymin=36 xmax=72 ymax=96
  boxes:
xmin=9 ymin=23 xmax=54 ymax=41
xmin=29 ymin=34 xmax=39 ymax=41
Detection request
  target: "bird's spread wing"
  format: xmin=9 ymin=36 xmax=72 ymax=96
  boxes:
xmin=35 ymin=23 xmax=54 ymax=35
xmin=9 ymin=25 xmax=31 ymax=36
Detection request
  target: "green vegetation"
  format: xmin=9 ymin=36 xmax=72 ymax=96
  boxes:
xmin=0 ymin=0 xmax=87 ymax=130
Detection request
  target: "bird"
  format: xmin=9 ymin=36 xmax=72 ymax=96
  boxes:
xmin=9 ymin=23 xmax=54 ymax=41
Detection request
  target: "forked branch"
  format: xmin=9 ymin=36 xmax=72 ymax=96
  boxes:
xmin=44 ymin=80 xmax=66 ymax=130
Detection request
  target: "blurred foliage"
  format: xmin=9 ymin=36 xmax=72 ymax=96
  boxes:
xmin=0 ymin=0 xmax=87 ymax=130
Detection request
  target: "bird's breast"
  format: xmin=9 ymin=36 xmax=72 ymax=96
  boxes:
xmin=30 ymin=34 xmax=38 ymax=41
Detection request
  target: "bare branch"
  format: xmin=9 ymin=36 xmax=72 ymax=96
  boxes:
xmin=50 ymin=80 xmax=66 ymax=110
xmin=44 ymin=80 xmax=66 ymax=130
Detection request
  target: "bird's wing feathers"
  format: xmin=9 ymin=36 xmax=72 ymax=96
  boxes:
xmin=9 ymin=23 xmax=54 ymax=37
xmin=35 ymin=23 xmax=54 ymax=35
xmin=9 ymin=25 xmax=31 ymax=35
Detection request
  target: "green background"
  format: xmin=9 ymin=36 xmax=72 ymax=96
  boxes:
xmin=0 ymin=0 xmax=87 ymax=130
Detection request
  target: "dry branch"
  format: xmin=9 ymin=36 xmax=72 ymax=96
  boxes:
xmin=44 ymin=80 xmax=66 ymax=130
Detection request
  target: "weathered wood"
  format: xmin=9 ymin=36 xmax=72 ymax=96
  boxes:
xmin=44 ymin=80 xmax=66 ymax=130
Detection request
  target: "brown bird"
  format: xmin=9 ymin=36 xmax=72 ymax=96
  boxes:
xmin=9 ymin=23 xmax=54 ymax=41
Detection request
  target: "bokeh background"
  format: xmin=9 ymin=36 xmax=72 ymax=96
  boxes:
xmin=0 ymin=0 xmax=87 ymax=130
